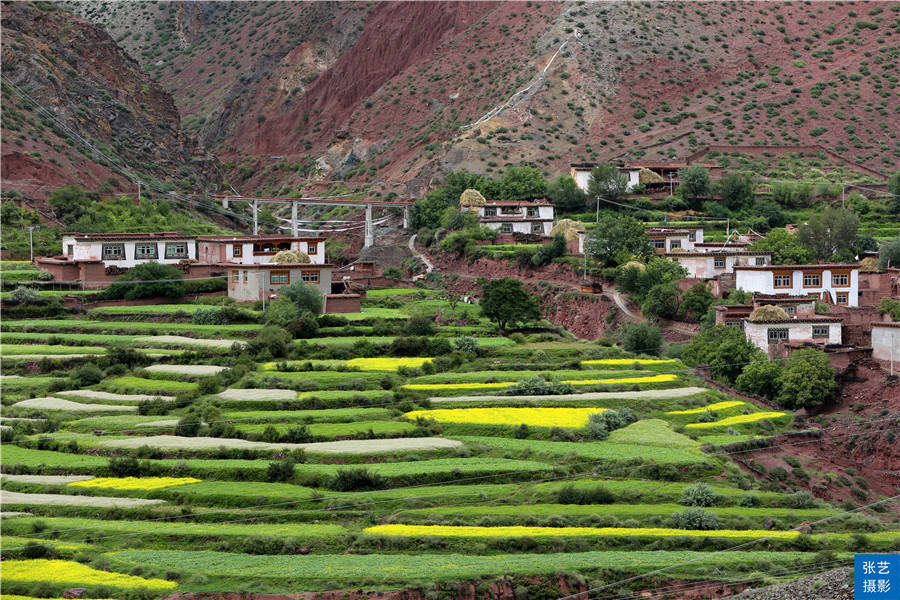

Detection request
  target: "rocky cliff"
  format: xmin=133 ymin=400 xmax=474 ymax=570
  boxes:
xmin=0 ymin=1 xmax=219 ymax=202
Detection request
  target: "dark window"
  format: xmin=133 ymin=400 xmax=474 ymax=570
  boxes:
xmin=270 ymin=271 xmax=290 ymax=285
xmin=102 ymin=243 xmax=126 ymax=260
xmin=812 ymin=326 xmax=828 ymax=339
xmin=768 ymin=328 xmax=789 ymax=343
xmin=165 ymin=242 xmax=189 ymax=259
xmin=301 ymin=271 xmax=319 ymax=283
xmin=501 ymin=223 xmax=513 ymax=233
xmin=233 ymin=245 xmax=242 ymax=257
xmin=713 ymin=257 xmax=725 ymax=268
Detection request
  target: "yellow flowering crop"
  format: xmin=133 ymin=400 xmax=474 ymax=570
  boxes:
xmin=667 ymin=401 xmax=745 ymax=415
xmin=685 ymin=412 xmax=787 ymax=429
xmin=345 ymin=357 xmax=432 ymax=371
xmin=403 ymin=407 xmax=606 ymax=428
xmin=1 ymin=560 xmax=176 ymax=590
xmin=403 ymin=374 xmax=677 ymax=391
xmin=581 ymin=359 xmax=677 ymax=366
xmin=365 ymin=524 xmax=799 ymax=540
xmin=68 ymin=477 xmax=200 ymax=491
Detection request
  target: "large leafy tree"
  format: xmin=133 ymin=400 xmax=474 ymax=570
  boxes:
xmin=620 ymin=322 xmax=663 ymax=356
xmin=583 ymin=212 xmax=652 ymax=266
xmin=641 ymin=283 xmax=681 ymax=320
xmin=678 ymin=282 xmax=715 ymax=322
xmin=776 ymin=348 xmax=837 ymax=409
xmin=677 ymin=166 xmax=711 ymax=210
xmin=280 ymin=280 xmax=323 ymax=315
xmin=480 ymin=278 xmax=541 ymax=331
xmin=735 ymin=359 xmax=783 ymax=401
xmin=716 ymin=172 xmax=755 ymax=211
xmin=499 ymin=166 xmax=546 ymax=201
xmin=587 ymin=163 xmax=628 ymax=210
xmin=682 ymin=325 xmax=764 ymax=384
xmin=49 ymin=184 xmax=99 ymax=225
xmin=877 ymin=236 xmax=900 ymax=270
xmin=748 ymin=229 xmax=814 ymax=265
xmin=546 ymin=175 xmax=587 ymax=212
xmin=797 ymin=207 xmax=859 ymax=262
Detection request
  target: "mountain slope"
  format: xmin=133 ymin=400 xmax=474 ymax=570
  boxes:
xmin=66 ymin=1 xmax=900 ymax=198
xmin=0 ymin=2 xmax=220 ymax=203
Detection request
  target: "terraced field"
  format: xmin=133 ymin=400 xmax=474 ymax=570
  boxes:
xmin=1 ymin=288 xmax=896 ymax=598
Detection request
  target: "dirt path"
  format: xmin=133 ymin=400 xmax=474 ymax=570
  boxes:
xmin=611 ymin=291 xmax=643 ymax=321
xmin=408 ymin=234 xmax=434 ymax=273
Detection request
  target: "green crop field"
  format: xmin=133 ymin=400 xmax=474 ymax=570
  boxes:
xmin=1 ymin=281 xmax=894 ymax=599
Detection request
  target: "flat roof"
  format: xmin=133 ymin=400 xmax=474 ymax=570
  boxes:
xmin=645 ymin=225 xmax=705 ymax=231
xmin=734 ymin=264 xmax=859 ymax=270
xmin=666 ymin=251 xmax=771 ymax=257
xmin=217 ymin=262 xmax=332 ymax=269
xmin=744 ymin=317 xmax=843 ymax=324
xmin=871 ymin=322 xmax=900 ymax=329
xmin=480 ymin=199 xmax=552 ymax=207
xmin=64 ymin=232 xmax=189 ymax=240
xmin=753 ymin=293 xmax=816 ymax=302
xmin=197 ymin=235 xmax=324 ymax=242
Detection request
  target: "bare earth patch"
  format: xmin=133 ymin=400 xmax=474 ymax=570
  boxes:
xmin=217 ymin=388 xmax=298 ymax=401
xmin=430 ymin=386 xmax=708 ymax=403
xmin=134 ymin=335 xmax=246 ymax=349
xmin=1 ymin=511 xmax=30 ymax=518
xmin=96 ymin=435 xmax=463 ymax=454
xmin=13 ymin=397 xmax=136 ymax=412
xmin=0 ymin=491 xmax=166 ymax=507
xmin=2 ymin=354 xmax=99 ymax=360
xmin=138 ymin=419 xmax=180 ymax=428
xmin=144 ymin=364 xmax=228 ymax=377
xmin=0 ymin=375 xmax=23 ymax=379
xmin=1 ymin=474 xmax=95 ymax=485
xmin=57 ymin=390 xmax=176 ymax=403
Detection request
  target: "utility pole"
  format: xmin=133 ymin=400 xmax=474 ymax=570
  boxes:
xmin=252 ymin=199 xmax=259 ymax=235
xmin=595 ymin=195 xmax=600 ymax=223
xmin=668 ymin=173 xmax=674 ymax=197
xmin=291 ymin=201 xmax=298 ymax=237
xmin=137 ymin=180 xmax=142 ymax=202
xmin=28 ymin=225 xmax=40 ymax=263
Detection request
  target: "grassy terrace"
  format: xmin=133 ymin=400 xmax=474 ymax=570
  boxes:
xmin=1 ymin=286 xmax=896 ymax=596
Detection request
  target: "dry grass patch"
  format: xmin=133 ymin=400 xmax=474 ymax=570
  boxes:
xmin=0 ymin=474 xmax=94 ymax=485
xmin=56 ymin=390 xmax=176 ymax=403
xmin=144 ymin=365 xmax=227 ymax=377
xmin=134 ymin=335 xmax=245 ymax=349
xmin=0 ymin=491 xmax=165 ymax=508
xmin=95 ymin=435 xmax=463 ymax=454
xmin=217 ymin=388 xmax=297 ymax=401
xmin=12 ymin=397 xmax=135 ymax=412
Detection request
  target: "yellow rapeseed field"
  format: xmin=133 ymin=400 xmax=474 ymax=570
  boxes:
xmin=1 ymin=560 xmax=176 ymax=590
xmin=667 ymin=401 xmax=745 ymax=415
xmin=581 ymin=359 xmax=677 ymax=366
xmin=364 ymin=524 xmax=799 ymax=539
xmin=345 ymin=357 xmax=432 ymax=371
xmin=403 ymin=407 xmax=607 ymax=428
xmin=685 ymin=412 xmax=787 ymax=429
xmin=68 ymin=477 xmax=201 ymax=491
xmin=403 ymin=374 xmax=677 ymax=391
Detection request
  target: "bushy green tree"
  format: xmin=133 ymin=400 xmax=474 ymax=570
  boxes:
xmin=620 ymin=322 xmax=663 ymax=356
xmin=583 ymin=213 xmax=652 ymax=266
xmin=735 ymin=359 xmax=783 ymax=401
xmin=776 ymin=348 xmax=837 ymax=409
xmin=499 ymin=166 xmax=546 ymax=201
xmin=750 ymin=199 xmax=788 ymax=229
xmin=280 ymin=280 xmax=323 ymax=315
xmin=716 ymin=172 xmax=755 ymax=210
xmin=683 ymin=325 xmax=763 ymax=384
xmin=264 ymin=295 xmax=300 ymax=327
xmin=480 ymin=278 xmax=541 ymax=331
xmin=748 ymin=229 xmax=814 ymax=265
xmin=617 ymin=257 xmax=686 ymax=303
xmin=878 ymin=236 xmax=900 ymax=270
xmin=102 ymin=262 xmax=184 ymax=300
xmin=48 ymin=184 xmax=98 ymax=225
xmin=532 ymin=234 xmax=567 ymax=266
xmin=678 ymin=282 xmax=715 ymax=323
xmin=797 ymin=207 xmax=859 ymax=262
xmin=587 ymin=163 xmax=628 ymax=208
xmin=547 ymin=175 xmax=587 ymax=212
xmin=677 ymin=166 xmax=711 ymax=209
xmin=641 ymin=283 xmax=681 ymax=320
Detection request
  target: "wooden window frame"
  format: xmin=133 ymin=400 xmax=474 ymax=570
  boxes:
xmin=688 ymin=232 xmax=696 ymax=241
xmin=270 ymin=271 xmax=290 ymax=285
xmin=526 ymin=207 xmax=538 ymax=218
xmin=713 ymin=257 xmax=725 ymax=269
xmin=243 ymin=270 xmax=248 ymax=283
xmin=531 ymin=222 xmax=543 ymax=234
xmin=767 ymin=328 xmax=789 ymax=343
xmin=812 ymin=326 xmax=829 ymax=339
xmin=232 ymin=244 xmax=242 ymax=257
xmin=500 ymin=223 xmax=513 ymax=233
xmin=135 ymin=243 xmax=158 ymax=260
xmin=231 ymin=271 xmax=240 ymax=283
xmin=164 ymin=242 xmax=189 ymax=259
xmin=670 ymin=239 xmax=681 ymax=250
xmin=651 ymin=239 xmax=666 ymax=250
xmin=301 ymin=270 xmax=320 ymax=284
xmin=306 ymin=242 xmax=318 ymax=255
xmin=483 ymin=207 xmax=497 ymax=217
xmin=832 ymin=273 xmax=849 ymax=287
xmin=102 ymin=243 xmax=126 ymax=260
xmin=754 ymin=257 xmax=767 ymax=266
xmin=836 ymin=292 xmax=848 ymax=305
xmin=773 ymin=273 xmax=792 ymax=288
xmin=802 ymin=273 xmax=821 ymax=288
xmin=783 ymin=305 xmax=796 ymax=315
